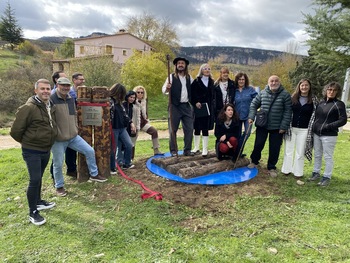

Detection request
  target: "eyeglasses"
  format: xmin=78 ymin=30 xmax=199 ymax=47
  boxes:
xmin=203 ymin=67 xmax=211 ymax=71
xmin=327 ymin=88 xmax=337 ymax=92
xmin=137 ymin=91 xmax=144 ymax=94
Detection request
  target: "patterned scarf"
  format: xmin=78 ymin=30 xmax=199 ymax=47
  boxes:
xmin=304 ymin=96 xmax=319 ymax=162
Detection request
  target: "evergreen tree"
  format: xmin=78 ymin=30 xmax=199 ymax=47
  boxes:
xmin=0 ymin=2 xmax=23 ymax=49
xmin=302 ymin=0 xmax=350 ymax=79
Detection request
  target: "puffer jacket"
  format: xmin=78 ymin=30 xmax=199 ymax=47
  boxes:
xmin=312 ymin=98 xmax=347 ymax=136
xmin=10 ymin=96 xmax=57 ymax=151
xmin=248 ymin=85 xmax=292 ymax=130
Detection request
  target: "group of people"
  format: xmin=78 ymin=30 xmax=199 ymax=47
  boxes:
xmin=10 ymin=58 xmax=348 ymax=226
xmin=163 ymin=57 xmax=347 ymax=188
xmin=162 ymin=57 xmax=258 ymax=161
xmin=10 ymin=72 xmax=108 ymax=226
xmin=10 ymin=69 xmax=168 ymax=225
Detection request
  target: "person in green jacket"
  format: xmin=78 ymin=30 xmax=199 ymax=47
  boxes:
xmin=247 ymin=75 xmax=292 ymax=177
xmin=10 ymin=79 xmax=58 ymax=226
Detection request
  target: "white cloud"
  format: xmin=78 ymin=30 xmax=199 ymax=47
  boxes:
xmin=1 ymin=0 xmax=315 ymax=54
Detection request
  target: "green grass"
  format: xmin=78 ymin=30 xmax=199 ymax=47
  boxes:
xmin=147 ymin=94 xmax=169 ymax=120
xmin=1 ymin=131 xmax=350 ymax=262
xmin=0 ymin=49 xmax=20 ymax=73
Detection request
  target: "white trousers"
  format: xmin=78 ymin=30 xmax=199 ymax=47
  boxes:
xmin=281 ymin=127 xmax=308 ymax=177
xmin=313 ymin=134 xmax=337 ymax=178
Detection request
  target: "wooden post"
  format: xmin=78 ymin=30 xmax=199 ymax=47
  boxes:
xmin=92 ymin=86 xmax=110 ymax=178
xmin=77 ymin=86 xmax=92 ymax=182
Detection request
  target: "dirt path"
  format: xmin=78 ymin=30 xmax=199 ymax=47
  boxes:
xmin=0 ymin=129 xmax=186 ymax=150
xmin=2 ymin=122 xmax=349 ymax=150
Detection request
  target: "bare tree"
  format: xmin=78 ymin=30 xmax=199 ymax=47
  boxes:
xmin=125 ymin=12 xmax=179 ymax=55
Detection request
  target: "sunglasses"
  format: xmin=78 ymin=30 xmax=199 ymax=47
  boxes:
xmin=137 ymin=91 xmax=144 ymax=94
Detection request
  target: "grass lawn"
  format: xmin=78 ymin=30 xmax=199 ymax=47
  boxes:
xmin=0 ymin=132 xmax=350 ymax=262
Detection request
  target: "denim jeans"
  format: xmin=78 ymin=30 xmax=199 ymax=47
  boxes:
xmin=51 ymin=135 xmax=98 ymax=188
xmin=22 ymin=148 xmax=50 ymax=213
xmin=313 ymin=134 xmax=337 ymax=178
xmin=110 ymin=128 xmax=133 ymax=170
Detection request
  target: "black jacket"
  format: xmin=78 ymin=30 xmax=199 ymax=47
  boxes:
xmin=312 ymin=98 xmax=347 ymax=136
xmin=191 ymin=76 xmax=215 ymax=130
xmin=213 ymin=79 xmax=235 ymax=118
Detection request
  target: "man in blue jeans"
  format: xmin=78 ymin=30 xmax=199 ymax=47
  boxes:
xmin=51 ymin=77 xmax=107 ymax=197
xmin=11 ymin=79 xmax=58 ymax=226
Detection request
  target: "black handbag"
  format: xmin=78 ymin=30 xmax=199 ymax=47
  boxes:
xmin=255 ymin=110 xmax=268 ymax=128
xmin=255 ymin=92 xmax=280 ymax=128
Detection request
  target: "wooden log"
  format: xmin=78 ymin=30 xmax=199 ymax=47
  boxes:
xmin=166 ymin=157 xmax=219 ymax=174
xmin=92 ymin=86 xmax=110 ymax=178
xmin=77 ymin=86 xmax=92 ymax=182
xmin=151 ymin=152 xmax=216 ymax=168
xmin=177 ymin=157 xmax=250 ymax=178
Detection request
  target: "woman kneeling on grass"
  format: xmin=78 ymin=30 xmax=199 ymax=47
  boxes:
xmin=214 ymin=103 xmax=240 ymax=161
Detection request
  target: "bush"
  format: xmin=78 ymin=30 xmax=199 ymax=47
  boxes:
xmin=0 ymin=62 xmax=52 ymax=113
xmin=17 ymin=40 xmax=41 ymax=56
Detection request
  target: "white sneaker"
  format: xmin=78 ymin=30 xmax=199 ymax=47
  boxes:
xmin=247 ymin=163 xmax=256 ymax=169
xmin=268 ymin=169 xmax=278 ymax=178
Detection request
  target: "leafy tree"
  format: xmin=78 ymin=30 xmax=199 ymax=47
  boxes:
xmin=57 ymin=38 xmax=74 ymax=58
xmin=303 ymin=0 xmax=350 ymax=79
xmin=121 ymin=51 xmax=167 ymax=96
xmin=0 ymin=2 xmax=23 ymax=49
xmin=250 ymin=54 xmax=300 ymax=93
xmin=70 ymin=55 xmax=121 ymax=87
xmin=125 ymin=12 xmax=179 ymax=57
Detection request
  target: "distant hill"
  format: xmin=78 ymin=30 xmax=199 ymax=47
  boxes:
xmin=28 ymin=35 xmax=292 ymax=66
xmin=177 ymin=46 xmax=287 ymax=66
xmin=29 ymin=36 xmax=72 ymax=51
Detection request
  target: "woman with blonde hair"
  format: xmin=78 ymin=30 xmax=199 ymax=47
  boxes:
xmin=214 ymin=66 xmax=235 ymax=118
xmin=132 ymin=85 xmax=163 ymax=156
xmin=190 ymin=63 xmax=215 ymax=157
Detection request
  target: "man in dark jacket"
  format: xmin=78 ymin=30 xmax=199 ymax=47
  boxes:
xmin=247 ymin=75 xmax=292 ymax=177
xmin=10 ymin=79 xmax=58 ymax=226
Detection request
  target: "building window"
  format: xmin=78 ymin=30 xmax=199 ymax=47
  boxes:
xmin=122 ymin=50 xmax=127 ymax=56
xmin=80 ymin=46 xmax=85 ymax=54
xmin=105 ymin=45 xmax=112 ymax=54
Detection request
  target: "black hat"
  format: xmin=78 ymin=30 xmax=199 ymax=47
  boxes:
xmin=173 ymin=57 xmax=189 ymax=65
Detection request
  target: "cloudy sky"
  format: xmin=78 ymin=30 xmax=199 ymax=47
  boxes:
xmin=1 ymin=0 xmax=315 ymax=55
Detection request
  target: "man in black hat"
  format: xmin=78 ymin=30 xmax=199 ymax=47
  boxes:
xmin=162 ymin=57 xmax=194 ymax=156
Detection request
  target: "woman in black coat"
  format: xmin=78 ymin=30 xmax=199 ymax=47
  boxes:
xmin=214 ymin=103 xmax=240 ymax=160
xmin=190 ymin=63 xmax=215 ymax=157
xmin=213 ymin=66 xmax=236 ymax=118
